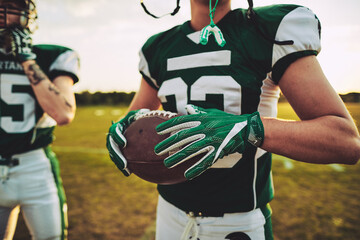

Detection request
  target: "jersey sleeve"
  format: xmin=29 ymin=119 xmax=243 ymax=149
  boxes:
xmin=138 ymin=26 xmax=181 ymax=90
xmin=34 ymin=44 xmax=81 ymax=84
xmin=48 ymin=50 xmax=80 ymax=84
xmin=271 ymin=6 xmax=321 ymax=83
xmin=139 ymin=48 xmax=159 ymax=90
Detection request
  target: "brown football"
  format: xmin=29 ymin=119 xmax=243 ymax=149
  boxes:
xmin=122 ymin=110 xmax=201 ymax=185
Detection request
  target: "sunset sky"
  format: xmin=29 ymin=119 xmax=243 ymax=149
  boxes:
xmin=32 ymin=0 xmax=360 ymax=94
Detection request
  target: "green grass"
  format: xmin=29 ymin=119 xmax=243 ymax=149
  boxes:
xmin=13 ymin=103 xmax=360 ymax=240
xmin=271 ymin=103 xmax=360 ymax=240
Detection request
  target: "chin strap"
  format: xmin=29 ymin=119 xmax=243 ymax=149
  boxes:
xmin=140 ymin=0 xmax=180 ymax=19
xmin=199 ymin=0 xmax=226 ymax=47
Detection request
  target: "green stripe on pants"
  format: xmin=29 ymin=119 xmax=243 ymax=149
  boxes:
xmin=44 ymin=146 xmax=68 ymax=240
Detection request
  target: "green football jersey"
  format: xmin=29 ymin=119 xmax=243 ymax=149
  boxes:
xmin=0 ymin=44 xmax=80 ymax=157
xmin=139 ymin=4 xmax=321 ymax=213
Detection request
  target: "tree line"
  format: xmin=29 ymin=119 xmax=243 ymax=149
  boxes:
xmin=279 ymin=92 xmax=360 ymax=103
xmin=75 ymin=91 xmax=136 ymax=106
xmin=75 ymin=91 xmax=360 ymax=106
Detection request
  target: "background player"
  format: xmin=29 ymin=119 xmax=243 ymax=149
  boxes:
xmin=107 ymin=0 xmax=360 ymax=239
xmin=0 ymin=0 xmax=80 ymax=239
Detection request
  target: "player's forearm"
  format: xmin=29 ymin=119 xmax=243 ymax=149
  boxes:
xmin=127 ymin=78 xmax=161 ymax=113
xmin=22 ymin=60 xmax=76 ymax=125
xmin=260 ymin=116 xmax=360 ymax=165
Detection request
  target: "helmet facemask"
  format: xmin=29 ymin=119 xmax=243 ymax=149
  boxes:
xmin=0 ymin=0 xmax=37 ymax=33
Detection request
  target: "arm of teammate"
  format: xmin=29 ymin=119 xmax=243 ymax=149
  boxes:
xmin=10 ymin=27 xmax=77 ymax=125
xmin=260 ymin=55 xmax=360 ymax=165
xmin=106 ymin=78 xmax=161 ymax=176
xmin=23 ymin=61 xmax=76 ymax=125
xmin=128 ymin=77 xmax=162 ymax=111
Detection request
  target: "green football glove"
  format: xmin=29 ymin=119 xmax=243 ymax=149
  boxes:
xmin=9 ymin=27 xmax=37 ymax=62
xmin=154 ymin=105 xmax=264 ymax=180
xmin=106 ymin=109 xmax=150 ymax=176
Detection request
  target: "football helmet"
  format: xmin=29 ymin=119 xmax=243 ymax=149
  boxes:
xmin=0 ymin=0 xmax=38 ymax=33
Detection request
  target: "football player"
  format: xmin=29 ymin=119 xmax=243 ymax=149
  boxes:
xmin=107 ymin=0 xmax=360 ymax=239
xmin=0 ymin=0 xmax=80 ymax=239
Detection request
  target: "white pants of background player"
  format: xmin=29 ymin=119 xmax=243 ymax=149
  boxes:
xmin=156 ymin=195 xmax=270 ymax=240
xmin=0 ymin=149 xmax=65 ymax=240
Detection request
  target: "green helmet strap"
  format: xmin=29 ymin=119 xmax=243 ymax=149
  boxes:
xmin=199 ymin=0 xmax=226 ymax=47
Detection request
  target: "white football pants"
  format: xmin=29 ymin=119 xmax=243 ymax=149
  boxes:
xmin=156 ymin=195 xmax=269 ymax=240
xmin=0 ymin=149 xmax=63 ymax=240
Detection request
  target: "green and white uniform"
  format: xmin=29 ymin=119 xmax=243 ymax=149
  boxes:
xmin=0 ymin=44 xmax=79 ymax=156
xmin=0 ymin=44 xmax=79 ymax=240
xmin=139 ymin=4 xmax=321 ymax=239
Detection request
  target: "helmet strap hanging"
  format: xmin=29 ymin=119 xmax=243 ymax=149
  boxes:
xmin=199 ymin=0 xmax=226 ymax=47
xmin=246 ymin=0 xmax=256 ymax=20
xmin=140 ymin=0 xmax=180 ymax=19
xmin=245 ymin=0 xmax=293 ymax=45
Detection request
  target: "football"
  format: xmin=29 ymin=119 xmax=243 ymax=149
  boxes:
xmin=122 ymin=110 xmax=200 ymax=185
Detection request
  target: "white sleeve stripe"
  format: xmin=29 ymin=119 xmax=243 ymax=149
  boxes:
xmin=138 ymin=49 xmax=159 ymax=88
xmin=49 ymin=50 xmax=80 ymax=77
xmin=272 ymin=6 xmax=321 ymax=67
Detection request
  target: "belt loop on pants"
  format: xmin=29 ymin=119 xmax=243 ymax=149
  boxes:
xmin=0 ymin=156 xmax=19 ymax=182
xmin=185 ymin=210 xmax=224 ymax=217
xmin=0 ymin=157 xmax=20 ymax=167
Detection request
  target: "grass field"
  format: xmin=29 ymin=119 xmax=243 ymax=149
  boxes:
xmin=13 ymin=103 xmax=360 ymax=240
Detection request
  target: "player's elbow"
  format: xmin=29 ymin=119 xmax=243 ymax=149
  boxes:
xmin=345 ymin=154 xmax=359 ymax=165
xmin=335 ymin=118 xmax=360 ymax=165
xmin=55 ymin=112 xmax=75 ymax=126
xmin=56 ymin=117 xmax=72 ymax=126
xmin=348 ymin=137 xmax=360 ymax=165
xmin=341 ymin=135 xmax=360 ymax=165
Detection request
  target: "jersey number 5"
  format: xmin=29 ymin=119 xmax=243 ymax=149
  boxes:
xmin=0 ymin=74 xmax=36 ymax=133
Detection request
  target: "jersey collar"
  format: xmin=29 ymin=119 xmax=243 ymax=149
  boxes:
xmin=180 ymin=9 xmax=239 ymax=44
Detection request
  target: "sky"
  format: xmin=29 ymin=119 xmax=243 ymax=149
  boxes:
xmin=32 ymin=0 xmax=360 ymax=94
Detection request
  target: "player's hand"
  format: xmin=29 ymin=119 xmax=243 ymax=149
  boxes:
xmin=154 ymin=104 xmax=264 ymax=180
xmin=106 ymin=109 xmax=150 ymax=176
xmin=9 ymin=27 xmax=37 ymax=62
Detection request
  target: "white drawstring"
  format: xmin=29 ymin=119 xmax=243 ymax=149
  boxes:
xmin=181 ymin=212 xmax=199 ymax=240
